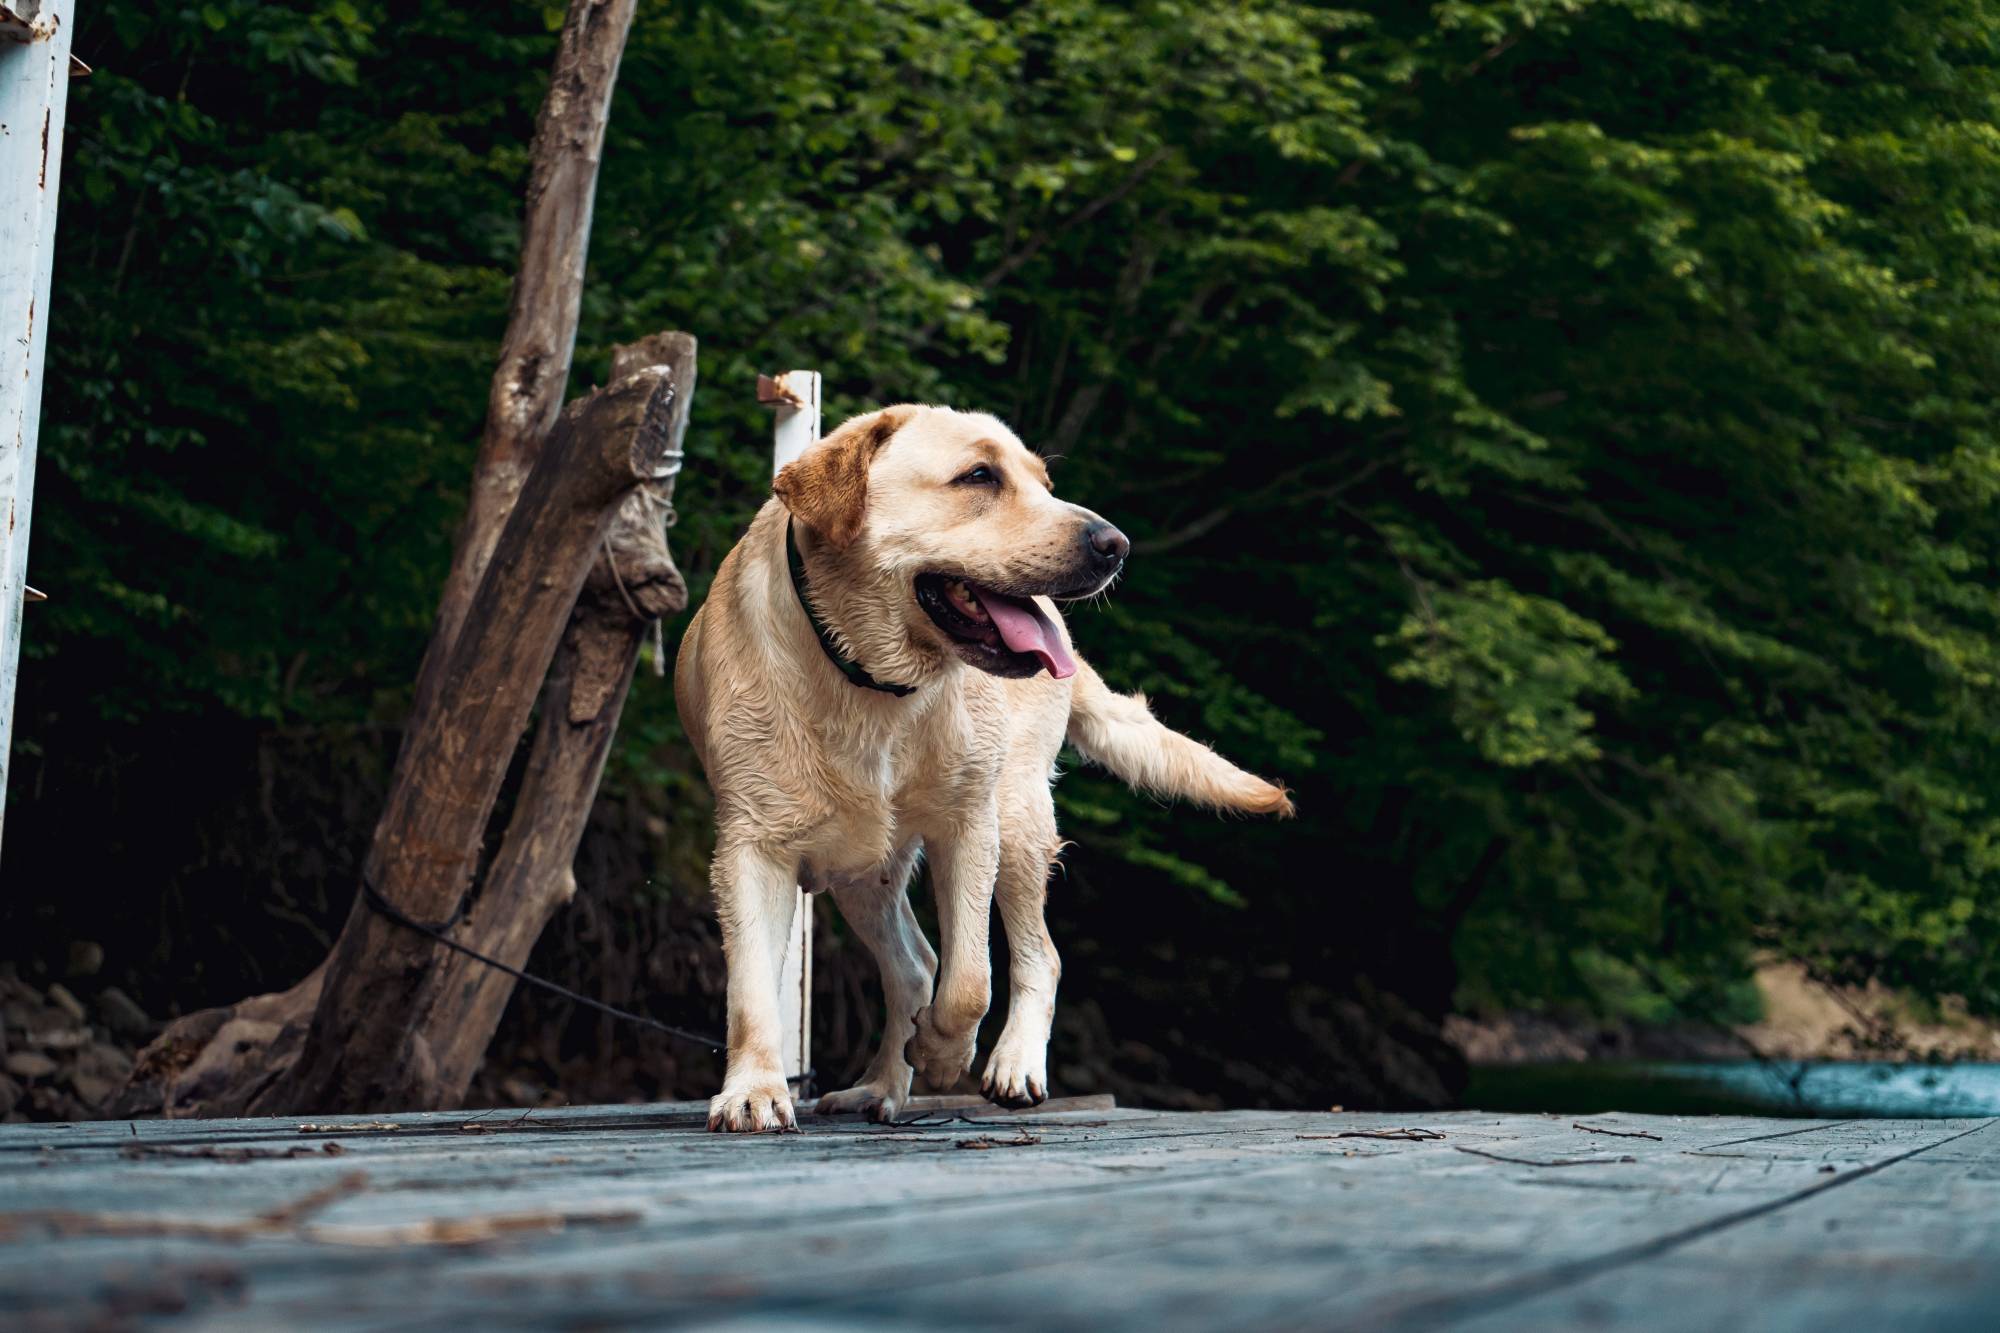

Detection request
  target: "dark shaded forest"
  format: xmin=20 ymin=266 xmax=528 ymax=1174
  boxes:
xmin=6 ymin=0 xmax=2000 ymax=1116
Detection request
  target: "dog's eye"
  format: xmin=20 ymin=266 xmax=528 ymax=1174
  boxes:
xmin=955 ymin=465 xmax=999 ymax=487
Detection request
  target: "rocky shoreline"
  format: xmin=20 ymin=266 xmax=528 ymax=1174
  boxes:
xmin=1446 ymin=963 xmax=2000 ymax=1066
xmin=0 ymin=962 xmax=155 ymax=1122
xmin=10 ymin=957 xmax=1999 ymax=1123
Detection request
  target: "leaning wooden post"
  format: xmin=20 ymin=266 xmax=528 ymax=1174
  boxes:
xmin=0 ymin=0 xmax=76 ymax=850
xmin=411 ymin=333 xmax=693 ymax=1104
xmin=266 ymin=365 xmax=682 ymax=1113
xmin=758 ymin=370 xmax=820 ymax=1088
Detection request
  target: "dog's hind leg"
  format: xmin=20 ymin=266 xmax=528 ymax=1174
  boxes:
xmin=982 ymin=782 xmax=1062 ymax=1108
xmin=814 ymin=842 xmax=933 ymax=1123
xmin=905 ymin=815 xmax=1000 ymax=1089
xmin=707 ymin=840 xmax=805 ymax=1132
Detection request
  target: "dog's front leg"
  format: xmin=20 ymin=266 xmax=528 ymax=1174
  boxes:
xmin=905 ymin=815 xmax=999 ymax=1089
xmin=982 ymin=790 xmax=1063 ymax=1108
xmin=708 ymin=839 xmax=801 ymax=1132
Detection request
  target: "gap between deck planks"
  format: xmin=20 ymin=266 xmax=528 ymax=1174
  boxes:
xmin=2 ymin=1100 xmax=1995 ymax=1331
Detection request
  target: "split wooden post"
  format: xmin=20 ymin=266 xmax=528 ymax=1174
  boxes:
xmin=758 ymin=370 xmax=820 ymax=1087
xmin=0 ymin=0 xmax=76 ymax=850
xmin=265 ymin=365 xmax=683 ymax=1113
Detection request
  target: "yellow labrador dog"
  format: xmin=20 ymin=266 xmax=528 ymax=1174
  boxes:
xmin=676 ymin=404 xmax=1291 ymax=1132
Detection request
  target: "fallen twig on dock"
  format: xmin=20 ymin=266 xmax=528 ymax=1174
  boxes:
xmin=956 ymin=1131 xmax=1042 ymax=1150
xmin=1 ymin=1170 xmax=641 ymax=1251
xmin=458 ymin=1106 xmax=540 ymax=1135
xmin=1297 ymin=1127 xmax=1446 ymax=1142
xmin=1573 ymin=1122 xmax=1663 ymax=1141
xmin=258 ymin=1173 xmax=373 ymax=1227
xmin=3 ymin=1171 xmax=371 ymax=1242
xmin=120 ymin=1142 xmax=347 ymax=1163
xmin=300 ymin=1208 xmax=641 ymax=1248
xmin=1455 ymin=1146 xmax=1637 ymax=1167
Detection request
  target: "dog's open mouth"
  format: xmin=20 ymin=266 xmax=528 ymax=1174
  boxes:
xmin=915 ymin=574 xmax=1078 ymax=680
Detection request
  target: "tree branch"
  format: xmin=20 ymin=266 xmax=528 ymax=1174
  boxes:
xmin=1137 ymin=451 xmax=1399 ymax=556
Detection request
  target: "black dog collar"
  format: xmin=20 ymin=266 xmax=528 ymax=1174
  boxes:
xmin=786 ymin=519 xmax=917 ymax=698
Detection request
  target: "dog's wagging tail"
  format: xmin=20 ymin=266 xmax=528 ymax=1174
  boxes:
xmin=1066 ymin=660 xmax=1295 ymax=817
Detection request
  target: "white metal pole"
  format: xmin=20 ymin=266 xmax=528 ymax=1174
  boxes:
xmin=760 ymin=370 xmax=821 ymax=1087
xmin=0 ymin=1 xmax=76 ymax=850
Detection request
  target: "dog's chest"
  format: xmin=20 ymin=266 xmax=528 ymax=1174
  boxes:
xmin=806 ymin=707 xmax=992 ymax=867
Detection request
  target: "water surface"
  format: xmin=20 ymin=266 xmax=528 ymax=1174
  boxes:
xmin=1467 ymin=1060 xmax=2000 ymax=1118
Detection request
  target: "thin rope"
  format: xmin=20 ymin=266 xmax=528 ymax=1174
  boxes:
xmin=359 ymin=874 xmax=814 ymax=1090
xmin=601 ymin=532 xmax=648 ymax=624
xmin=353 ymin=439 xmax=791 ymax=1091
xmin=600 ymin=459 xmax=682 ymax=677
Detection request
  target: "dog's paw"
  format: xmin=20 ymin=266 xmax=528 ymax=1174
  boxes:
xmin=980 ymin=1038 xmax=1049 ymax=1110
xmin=706 ymin=1073 xmax=797 ymax=1133
xmin=904 ymin=1005 xmax=979 ymax=1090
xmin=813 ymin=1076 xmax=909 ymax=1124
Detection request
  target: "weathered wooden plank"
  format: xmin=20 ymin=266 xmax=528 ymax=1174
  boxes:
xmin=1459 ymin=1118 xmax=2000 ymax=1332
xmin=3 ymin=1106 xmax=1995 ymax=1330
xmin=529 ymin=1118 xmax=1981 ymax=1330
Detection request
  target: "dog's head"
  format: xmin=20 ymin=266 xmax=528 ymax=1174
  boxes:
xmin=774 ymin=405 xmax=1127 ymax=681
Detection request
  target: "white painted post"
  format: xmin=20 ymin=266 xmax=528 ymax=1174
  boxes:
xmin=759 ymin=370 xmax=820 ymax=1087
xmin=0 ymin=1 xmax=75 ymax=850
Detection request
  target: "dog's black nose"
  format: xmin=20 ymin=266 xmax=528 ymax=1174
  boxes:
xmin=1085 ymin=520 xmax=1130 ymax=565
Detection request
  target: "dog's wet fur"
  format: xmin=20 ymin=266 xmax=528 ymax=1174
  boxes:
xmin=676 ymin=405 xmax=1292 ymax=1131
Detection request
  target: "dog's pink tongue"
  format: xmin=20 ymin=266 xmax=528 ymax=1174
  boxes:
xmin=977 ymin=589 xmax=1077 ymax=680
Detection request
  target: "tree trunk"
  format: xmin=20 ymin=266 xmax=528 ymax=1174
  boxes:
xmin=115 ymin=0 xmax=660 ymax=1117
xmin=411 ymin=0 xmax=644 ymax=730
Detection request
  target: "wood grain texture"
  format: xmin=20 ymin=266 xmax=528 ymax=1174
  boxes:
xmin=411 ymin=333 xmax=694 ymax=1104
xmin=268 ymin=365 xmax=681 ymax=1114
xmin=3 ymin=1103 xmax=1993 ymax=1330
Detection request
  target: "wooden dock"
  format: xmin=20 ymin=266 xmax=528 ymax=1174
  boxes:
xmin=3 ymin=1098 xmax=1995 ymax=1329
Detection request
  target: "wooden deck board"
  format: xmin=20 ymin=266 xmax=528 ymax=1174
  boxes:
xmin=2 ymin=1100 xmax=1994 ymax=1330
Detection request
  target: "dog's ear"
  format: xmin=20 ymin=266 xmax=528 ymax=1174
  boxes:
xmin=773 ymin=407 xmax=912 ymax=549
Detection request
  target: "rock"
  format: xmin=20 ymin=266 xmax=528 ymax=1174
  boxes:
xmin=68 ymin=1071 xmax=117 ymax=1107
xmin=5 ymin=1051 xmax=59 ymax=1080
xmin=0 ymin=1072 xmax=19 ymax=1116
xmin=66 ymin=940 xmax=105 ymax=978
xmin=79 ymin=1041 xmax=135 ymax=1081
xmin=46 ymin=982 xmax=88 ymax=1023
xmin=97 ymin=986 xmax=154 ymax=1037
xmin=28 ymin=1025 xmax=89 ymax=1051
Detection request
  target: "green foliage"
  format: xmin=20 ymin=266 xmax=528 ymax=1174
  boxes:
xmin=1382 ymin=580 xmax=1635 ymax=767
xmin=24 ymin=0 xmax=2000 ymax=1033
